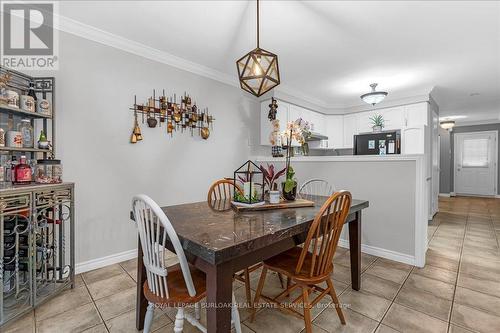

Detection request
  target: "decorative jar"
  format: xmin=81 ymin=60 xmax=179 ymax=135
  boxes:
xmin=35 ymin=159 xmax=62 ymax=184
xmin=17 ymin=119 xmax=33 ymax=148
xmin=6 ymin=90 xmax=19 ymax=108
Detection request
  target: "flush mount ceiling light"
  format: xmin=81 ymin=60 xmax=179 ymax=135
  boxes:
xmin=360 ymin=83 xmax=388 ymax=106
xmin=236 ymin=0 xmax=280 ymax=97
xmin=440 ymin=120 xmax=456 ymax=130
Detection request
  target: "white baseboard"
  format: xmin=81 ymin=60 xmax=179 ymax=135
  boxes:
xmin=438 ymin=193 xmax=451 ymax=198
xmin=76 ymin=249 xmax=137 ymax=274
xmin=450 ymin=192 xmax=456 ymax=197
xmin=496 ymin=194 xmax=500 ymax=199
xmin=338 ymin=239 xmax=416 ymax=266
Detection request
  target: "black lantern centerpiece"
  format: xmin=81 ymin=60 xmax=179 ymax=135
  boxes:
xmin=233 ymin=160 xmax=265 ymax=206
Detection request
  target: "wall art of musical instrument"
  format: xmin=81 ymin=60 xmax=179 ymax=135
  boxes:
xmin=129 ymin=90 xmax=215 ymax=143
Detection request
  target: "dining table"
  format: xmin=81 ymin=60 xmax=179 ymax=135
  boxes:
xmin=132 ymin=194 xmax=369 ymax=333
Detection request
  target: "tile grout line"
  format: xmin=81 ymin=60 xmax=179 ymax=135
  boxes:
xmin=373 ymin=264 xmax=415 ymax=333
xmin=445 ymin=205 xmax=470 ymax=333
xmin=80 ymin=272 xmax=111 ymax=333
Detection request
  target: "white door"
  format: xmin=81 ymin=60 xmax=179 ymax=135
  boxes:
xmin=454 ymin=131 xmax=498 ymax=196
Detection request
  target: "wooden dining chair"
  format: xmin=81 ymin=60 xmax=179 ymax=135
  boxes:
xmin=250 ymin=191 xmax=352 ymax=333
xmin=299 ymin=178 xmax=335 ymax=197
xmin=132 ymin=194 xmax=242 ymax=333
xmin=207 ymin=178 xmax=242 ymax=204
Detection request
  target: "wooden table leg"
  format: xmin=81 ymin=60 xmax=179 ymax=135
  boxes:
xmin=206 ymin=262 xmax=233 ymax=333
xmin=136 ymin=237 xmax=147 ymax=330
xmin=348 ymin=211 xmax=362 ymax=290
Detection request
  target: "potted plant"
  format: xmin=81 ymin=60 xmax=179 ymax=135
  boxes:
xmin=369 ymin=114 xmax=385 ymax=132
xmin=282 ymin=165 xmax=297 ymax=201
xmin=260 ymin=163 xmax=286 ymax=204
xmin=281 ymin=122 xmax=303 ymax=201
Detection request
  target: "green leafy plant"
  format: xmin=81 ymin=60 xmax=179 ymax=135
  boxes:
xmin=369 ymin=114 xmax=385 ymax=128
xmin=283 ymin=166 xmax=297 ymax=193
xmin=234 ymin=191 xmax=259 ymax=203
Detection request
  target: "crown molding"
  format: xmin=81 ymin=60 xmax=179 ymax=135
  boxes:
xmin=342 ymin=93 xmax=431 ymax=114
xmin=55 ymin=12 xmax=337 ymax=111
xmin=454 ymin=119 xmax=500 ymax=127
xmin=56 ymin=13 xmax=239 ymax=87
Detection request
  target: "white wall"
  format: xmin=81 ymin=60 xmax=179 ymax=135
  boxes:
xmin=44 ymin=32 xmax=260 ymax=266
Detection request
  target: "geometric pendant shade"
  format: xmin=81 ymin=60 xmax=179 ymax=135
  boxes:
xmin=236 ymin=0 xmax=280 ymax=97
xmin=236 ymin=47 xmax=280 ymax=97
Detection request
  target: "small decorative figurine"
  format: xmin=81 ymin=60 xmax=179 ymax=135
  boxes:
xmin=268 ymin=97 xmax=278 ymax=121
xmin=38 ymin=130 xmax=50 ymax=149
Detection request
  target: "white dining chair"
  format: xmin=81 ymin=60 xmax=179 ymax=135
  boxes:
xmin=299 ymin=179 xmax=335 ymax=197
xmin=132 ymin=194 xmax=242 ymax=333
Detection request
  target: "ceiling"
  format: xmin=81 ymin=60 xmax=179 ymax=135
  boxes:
xmin=59 ymin=1 xmax=500 ymax=123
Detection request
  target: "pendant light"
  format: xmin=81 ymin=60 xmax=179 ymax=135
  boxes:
xmin=236 ymin=0 xmax=280 ymax=97
xmin=360 ymin=83 xmax=388 ymax=106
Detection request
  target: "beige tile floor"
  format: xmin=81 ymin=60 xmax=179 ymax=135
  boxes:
xmin=3 ymin=196 xmax=500 ymax=333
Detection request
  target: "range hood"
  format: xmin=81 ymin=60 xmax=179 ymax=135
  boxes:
xmin=306 ymin=132 xmax=328 ymax=141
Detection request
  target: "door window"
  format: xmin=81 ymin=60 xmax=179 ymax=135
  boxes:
xmin=462 ymin=137 xmax=490 ymax=167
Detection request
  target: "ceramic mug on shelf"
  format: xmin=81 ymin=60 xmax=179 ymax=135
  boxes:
xmin=6 ymin=130 xmax=23 ymax=148
xmin=20 ymin=95 xmax=35 ymax=112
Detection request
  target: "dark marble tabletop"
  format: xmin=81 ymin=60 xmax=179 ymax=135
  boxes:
xmin=131 ymin=195 xmax=369 ymax=265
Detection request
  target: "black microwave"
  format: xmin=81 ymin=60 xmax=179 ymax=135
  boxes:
xmin=353 ymin=130 xmax=401 ymax=155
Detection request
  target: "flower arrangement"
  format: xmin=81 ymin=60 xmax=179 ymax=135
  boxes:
xmin=280 ymin=119 xmax=307 ymax=200
xmin=282 ymin=118 xmax=309 ymax=146
xmin=294 ymin=118 xmax=311 ymax=144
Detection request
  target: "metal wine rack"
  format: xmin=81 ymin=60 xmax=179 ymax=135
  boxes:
xmin=0 ymin=183 xmax=74 ymax=325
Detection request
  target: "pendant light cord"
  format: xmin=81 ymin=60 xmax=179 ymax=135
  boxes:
xmin=256 ymin=0 xmax=260 ymax=48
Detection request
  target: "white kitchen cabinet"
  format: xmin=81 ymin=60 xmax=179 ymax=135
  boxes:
xmin=404 ymin=103 xmax=428 ymax=127
xmin=356 ymin=111 xmax=376 ymax=134
xmin=288 ymin=104 xmax=303 ymax=124
xmin=343 ymin=114 xmax=357 ymax=148
xmin=401 ymin=125 xmax=427 ymax=154
xmin=260 ymin=100 xmax=289 ymax=146
xmin=326 ymin=115 xmax=344 ymax=149
xmin=382 ymin=107 xmax=405 ymax=130
xmin=309 ymin=111 xmax=325 ymax=134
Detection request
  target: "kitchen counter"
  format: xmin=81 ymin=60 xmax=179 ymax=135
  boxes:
xmin=253 ymin=154 xmax=428 ymax=267
xmin=254 ymin=154 xmax=425 ymax=163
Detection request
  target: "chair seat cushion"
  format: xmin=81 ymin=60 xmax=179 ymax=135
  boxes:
xmin=143 ymin=263 xmax=206 ymax=307
xmin=263 ymin=246 xmax=332 ymax=282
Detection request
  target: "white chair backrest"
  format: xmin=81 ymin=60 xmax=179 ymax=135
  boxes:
xmin=132 ymin=194 xmax=196 ymax=298
xmin=299 ymin=179 xmax=335 ymax=197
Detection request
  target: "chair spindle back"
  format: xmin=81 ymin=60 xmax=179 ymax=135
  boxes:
xmin=296 ymin=191 xmax=352 ymax=278
xmin=299 ymin=179 xmax=335 ymax=197
xmin=132 ymin=194 xmax=196 ymax=299
xmin=207 ymin=179 xmax=243 ymax=204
